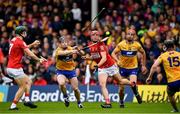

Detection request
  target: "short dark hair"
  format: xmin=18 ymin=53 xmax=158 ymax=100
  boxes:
xmin=164 ymin=39 xmax=174 ymax=49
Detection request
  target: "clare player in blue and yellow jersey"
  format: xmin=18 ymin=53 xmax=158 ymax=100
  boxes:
xmin=146 ymin=40 xmax=180 ymax=112
xmin=55 ymin=37 xmax=83 ymax=108
xmin=112 ymin=29 xmax=147 ymax=107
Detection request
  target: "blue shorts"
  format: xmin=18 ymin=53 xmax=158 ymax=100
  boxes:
xmin=119 ymin=67 xmax=138 ymax=77
xmin=56 ymin=69 xmax=76 ymax=79
xmin=167 ymin=80 xmax=180 ymax=93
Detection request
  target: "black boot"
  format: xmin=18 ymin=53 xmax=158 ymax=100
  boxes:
xmin=101 ymin=103 xmax=112 ymax=108
xmin=24 ymin=101 xmax=37 ymax=108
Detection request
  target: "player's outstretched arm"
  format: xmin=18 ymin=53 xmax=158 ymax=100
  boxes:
xmin=74 ymin=46 xmax=86 ymax=56
xmin=58 ymin=50 xmax=77 ymax=56
xmin=146 ymin=59 xmax=161 ymax=84
xmin=24 ymin=48 xmax=47 ymax=63
xmin=28 ymin=40 xmax=40 ymax=48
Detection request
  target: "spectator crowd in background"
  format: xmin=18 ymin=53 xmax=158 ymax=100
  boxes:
xmin=0 ymin=0 xmax=179 ymax=86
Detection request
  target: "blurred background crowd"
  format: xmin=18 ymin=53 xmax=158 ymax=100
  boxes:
xmin=0 ymin=0 xmax=179 ymax=86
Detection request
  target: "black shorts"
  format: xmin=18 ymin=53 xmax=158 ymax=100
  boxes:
xmin=167 ymin=80 xmax=180 ymax=96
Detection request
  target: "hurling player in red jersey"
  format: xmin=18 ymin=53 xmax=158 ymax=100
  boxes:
xmin=82 ymin=30 xmax=141 ymax=108
xmin=7 ymin=26 xmax=47 ymax=110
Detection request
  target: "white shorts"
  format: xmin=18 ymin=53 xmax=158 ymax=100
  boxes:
xmin=98 ymin=64 xmax=119 ymax=76
xmin=6 ymin=68 xmax=26 ymax=79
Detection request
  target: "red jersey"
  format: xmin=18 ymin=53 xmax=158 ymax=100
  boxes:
xmin=89 ymin=42 xmax=115 ymax=68
xmin=0 ymin=48 xmax=4 ymax=64
xmin=7 ymin=37 xmax=28 ymax=68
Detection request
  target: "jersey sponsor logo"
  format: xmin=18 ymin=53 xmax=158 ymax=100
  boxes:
xmin=127 ymin=52 xmax=133 ymax=55
xmin=121 ymin=50 xmax=137 ymax=57
xmin=91 ymin=53 xmax=101 ymax=59
xmin=58 ymin=55 xmax=73 ymax=62
xmin=91 ymin=47 xmax=98 ymax=52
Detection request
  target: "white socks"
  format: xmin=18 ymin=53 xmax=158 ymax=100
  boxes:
xmin=25 ymin=96 xmax=30 ymax=102
xmin=10 ymin=103 xmax=17 ymax=109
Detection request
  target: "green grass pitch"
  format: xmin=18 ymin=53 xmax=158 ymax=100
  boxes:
xmin=0 ymin=102 xmax=179 ymax=114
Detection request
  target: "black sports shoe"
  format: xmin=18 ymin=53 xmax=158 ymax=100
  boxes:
xmin=120 ymin=104 xmax=125 ymax=108
xmin=101 ymin=103 xmax=112 ymax=108
xmin=135 ymin=94 xmax=142 ymax=104
xmin=9 ymin=107 xmax=19 ymax=110
xmin=24 ymin=102 xmax=37 ymax=108
xmin=78 ymin=103 xmax=83 ymax=108
xmin=64 ymin=97 xmax=70 ymax=107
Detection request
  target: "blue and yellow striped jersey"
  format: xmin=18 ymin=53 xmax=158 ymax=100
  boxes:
xmin=55 ymin=46 xmax=75 ymax=71
xmin=114 ymin=40 xmax=144 ymax=69
xmin=157 ymin=51 xmax=180 ymax=83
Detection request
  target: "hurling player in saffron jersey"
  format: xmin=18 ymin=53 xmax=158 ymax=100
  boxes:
xmin=7 ymin=26 xmax=47 ymax=110
xmin=82 ymin=30 xmax=142 ymax=108
xmin=55 ymin=37 xmax=83 ymax=108
xmin=146 ymin=40 xmax=180 ymax=112
xmin=112 ymin=29 xmax=147 ymax=107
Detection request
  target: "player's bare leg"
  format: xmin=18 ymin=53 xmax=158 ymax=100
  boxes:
xmin=23 ymin=75 xmax=37 ymax=108
xmin=167 ymin=89 xmax=179 ymax=112
xmin=24 ymin=76 xmax=31 ymax=102
xmin=129 ymin=75 xmax=142 ymax=104
xmin=10 ymin=77 xmax=26 ymax=110
xmin=114 ymin=73 xmax=129 ymax=108
xmin=114 ymin=73 xmax=142 ymax=104
xmin=98 ymin=73 xmax=112 ymax=108
xmin=169 ymin=95 xmax=179 ymax=112
xmin=119 ymin=85 xmax=125 ymax=108
xmin=69 ymin=77 xmax=83 ymax=108
xmin=57 ymin=75 xmax=69 ymax=107
xmin=113 ymin=73 xmax=130 ymax=85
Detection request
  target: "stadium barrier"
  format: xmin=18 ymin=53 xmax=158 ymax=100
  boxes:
xmin=135 ymin=85 xmax=180 ymax=103
xmin=0 ymin=86 xmax=8 ymax=102
xmin=0 ymin=85 xmax=179 ymax=103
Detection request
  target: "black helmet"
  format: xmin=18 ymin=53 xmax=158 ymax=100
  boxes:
xmin=164 ymin=39 xmax=174 ymax=49
xmin=15 ymin=26 xmax=26 ymax=35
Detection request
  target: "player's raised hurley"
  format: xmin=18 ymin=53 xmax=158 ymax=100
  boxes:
xmin=81 ymin=8 xmax=106 ymax=32
xmin=82 ymin=37 xmax=109 ymax=50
